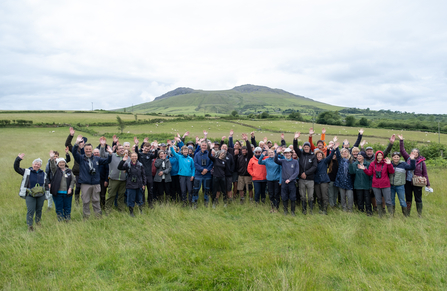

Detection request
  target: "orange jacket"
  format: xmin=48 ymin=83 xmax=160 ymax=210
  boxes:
xmin=247 ymin=156 xmax=268 ymax=181
xmin=309 ymin=133 xmax=327 ymax=152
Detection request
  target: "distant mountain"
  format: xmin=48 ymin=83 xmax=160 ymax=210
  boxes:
xmin=120 ymin=84 xmax=344 ymax=115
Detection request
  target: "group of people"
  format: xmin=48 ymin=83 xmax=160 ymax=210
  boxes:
xmin=14 ymin=126 xmax=431 ymax=231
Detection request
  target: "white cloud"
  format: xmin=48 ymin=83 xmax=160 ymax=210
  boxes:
xmin=1 ymin=0 xmax=446 ymax=113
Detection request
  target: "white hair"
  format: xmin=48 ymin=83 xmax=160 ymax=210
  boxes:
xmin=123 ymin=142 xmax=131 ymax=146
xmin=32 ymin=158 xmax=42 ymax=165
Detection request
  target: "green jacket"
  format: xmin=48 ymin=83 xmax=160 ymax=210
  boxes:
xmin=349 ymin=161 xmax=372 ymax=190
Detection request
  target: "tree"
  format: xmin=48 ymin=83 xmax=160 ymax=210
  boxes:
xmin=134 ymin=114 xmax=138 ymax=121
xmin=345 ymin=115 xmax=356 ymax=126
xmin=230 ymin=110 xmax=239 ymax=117
xmin=288 ymin=112 xmax=303 ymax=121
xmin=117 ymin=115 xmax=126 ymax=133
xmin=260 ymin=111 xmax=269 ymax=119
xmin=359 ymin=117 xmax=369 ymax=126
xmin=317 ymin=111 xmax=341 ymax=125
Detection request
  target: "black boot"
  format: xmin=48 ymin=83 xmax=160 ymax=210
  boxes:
xmin=387 ymin=205 xmax=394 ymax=217
xmin=323 ymin=206 xmax=328 ymax=215
xmin=309 ymin=200 xmax=314 ymax=215
xmin=416 ymin=202 xmax=423 ymax=217
xmin=377 ymin=206 xmax=383 ymax=218
xmin=302 ymin=201 xmax=307 ymax=215
xmin=129 ymin=207 xmax=135 ymax=217
xmin=291 ymin=201 xmax=296 ymax=216
xmin=407 ymin=202 xmax=412 ymax=217
xmin=283 ymin=200 xmax=288 ymax=215
xmin=139 ymin=206 xmax=143 ymax=214
xmin=401 ymin=206 xmax=408 ymax=217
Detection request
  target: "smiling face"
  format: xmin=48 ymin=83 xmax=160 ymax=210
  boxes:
xmin=268 ymin=149 xmax=275 ymax=158
xmin=201 ymin=142 xmax=207 ymax=152
xmin=57 ymin=161 xmax=66 ymax=169
xmin=357 ymin=154 xmax=364 ymax=163
xmin=411 ymin=149 xmax=419 ymax=158
xmin=221 ymin=144 xmax=228 ymax=151
xmin=303 ymin=145 xmax=310 ymax=153
xmin=317 ymin=141 xmax=324 ymax=149
xmin=219 ymin=151 xmax=226 ymax=160
xmin=316 ymin=152 xmax=323 ymax=161
xmin=341 ymin=149 xmax=349 ymax=159
xmin=366 ymin=149 xmax=373 ymax=156
xmin=84 ymin=145 xmax=93 ymax=157
xmin=182 ymin=148 xmax=189 ymax=156
xmin=392 ymin=154 xmax=400 ymax=164
xmin=117 ymin=145 xmax=125 ymax=156
xmin=32 ymin=161 xmax=42 ymax=171
xmin=158 ymin=151 xmax=166 ymax=160
xmin=285 ymin=152 xmax=292 ymax=159
xmin=376 ymin=153 xmax=383 ymax=162
xmin=131 ymin=152 xmax=138 ymax=163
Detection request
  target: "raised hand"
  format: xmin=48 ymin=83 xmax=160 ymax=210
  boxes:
xmin=167 ymin=139 xmax=171 ymax=146
xmin=385 ymin=157 xmax=391 ymax=164
xmin=65 ymin=146 xmax=69 ymax=154
xmin=274 ymin=143 xmax=278 ymax=149
xmin=263 ymin=137 xmax=268 ymax=143
xmin=390 ymin=134 xmax=396 ymax=144
xmin=177 ymin=133 xmax=181 ymax=138
xmin=203 ymin=130 xmax=208 ymax=137
xmin=49 ymin=150 xmax=55 ymax=159
xmin=276 ymin=146 xmax=283 ymax=153
xmin=229 ymin=129 xmax=234 ymax=137
xmin=123 ymin=154 xmax=128 ymax=161
xmin=143 ymin=137 xmax=149 ymax=143
xmin=322 ymin=127 xmax=326 ymax=134
xmin=281 ymin=133 xmax=284 ymax=140
xmin=195 ymin=136 xmax=200 ymax=143
xmin=250 ymin=131 xmax=255 ymax=138
xmin=398 ymin=134 xmax=404 ymax=140
xmin=18 ymin=153 xmax=25 ymax=159
xmin=134 ymin=136 xmax=139 ymax=145
xmin=409 ymin=153 xmax=415 ymax=160
xmin=69 ymin=127 xmax=75 ymax=136
xmin=334 ymin=142 xmax=340 ymax=148
xmin=76 ymin=135 xmax=83 ymax=144
xmin=263 ymin=144 xmax=269 ymax=151
xmin=100 ymin=136 xmax=106 ymax=147
xmin=106 ymin=146 xmax=113 ymax=154
xmin=174 ymin=136 xmax=181 ymax=143
xmin=222 ymin=136 xmax=226 ymax=141
xmin=242 ymin=133 xmax=248 ymax=141
xmin=113 ymin=135 xmax=119 ymax=143
xmin=357 ymin=164 xmax=365 ymax=170
xmin=309 ymin=128 xmax=315 ymax=136
xmin=333 ymin=136 xmax=338 ymax=142
xmin=360 ymin=140 xmax=366 ymax=148
xmin=183 ymin=131 xmax=189 ymax=138
xmin=359 ymin=128 xmax=364 ymax=135
xmin=294 ymin=132 xmax=300 ymax=140
xmin=343 ymin=139 xmax=349 ymax=146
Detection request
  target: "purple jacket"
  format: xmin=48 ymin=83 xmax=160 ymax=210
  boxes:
xmin=400 ymin=140 xmax=430 ymax=187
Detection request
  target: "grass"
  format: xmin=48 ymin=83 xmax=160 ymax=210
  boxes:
xmin=1 ymin=126 xmax=446 ymax=290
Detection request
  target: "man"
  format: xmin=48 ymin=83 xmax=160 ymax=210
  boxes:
xmin=193 ymin=141 xmax=214 ymax=207
xmin=136 ymin=137 xmax=158 ymax=207
xmin=65 ymin=127 xmax=85 ymax=205
xmin=293 ymin=132 xmax=318 ymax=215
xmin=220 ymin=143 xmax=235 ymax=202
xmin=72 ymin=135 xmax=112 ymax=218
xmin=100 ymin=141 xmax=127 ymax=212
xmin=92 ymin=143 xmax=109 ymax=210
xmin=236 ymin=133 xmax=254 ymax=203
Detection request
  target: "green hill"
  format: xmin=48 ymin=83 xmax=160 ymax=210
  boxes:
xmin=119 ymin=84 xmax=344 ymax=115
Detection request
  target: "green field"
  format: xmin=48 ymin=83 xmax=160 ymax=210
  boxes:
xmin=1 ymin=113 xmax=446 ymax=290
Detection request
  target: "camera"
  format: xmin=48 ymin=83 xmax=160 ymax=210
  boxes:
xmin=89 ymin=168 xmax=96 ymax=175
xmin=375 ymin=171 xmax=381 ymax=179
xmin=131 ymin=175 xmax=137 ymax=183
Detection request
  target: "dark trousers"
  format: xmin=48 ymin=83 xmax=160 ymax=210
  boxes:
xmin=53 ymin=193 xmax=73 ymax=221
xmin=281 ymin=182 xmax=297 ymax=202
xmin=143 ymin=176 xmax=154 ymax=205
xmin=25 ymin=195 xmax=45 ymax=226
xmin=179 ymin=176 xmax=193 ymax=202
xmin=156 ymin=180 xmax=172 ymax=201
xmin=100 ymin=179 xmax=108 ymax=210
xmin=405 ymin=181 xmax=423 ymax=203
xmin=74 ymin=174 xmax=81 ymax=202
xmin=253 ymin=181 xmax=267 ymax=202
xmin=170 ymin=175 xmax=181 ymax=202
xmin=126 ymin=188 xmax=143 ymax=207
xmin=356 ymin=189 xmax=372 ymax=214
xmin=267 ymin=180 xmax=281 ymax=208
xmin=212 ymin=176 xmax=226 ymax=202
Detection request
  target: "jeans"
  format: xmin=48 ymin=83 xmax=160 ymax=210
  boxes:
xmin=253 ymin=181 xmax=267 ymax=202
xmin=126 ymin=188 xmax=144 ymax=207
xmin=356 ymin=189 xmax=372 ymax=214
xmin=372 ymin=187 xmax=392 ymax=206
xmin=328 ymin=181 xmax=339 ymax=207
xmin=193 ymin=177 xmax=211 ymax=203
xmin=339 ymin=188 xmax=353 ymax=211
xmin=25 ymin=195 xmax=46 ymax=226
xmin=267 ymin=180 xmax=281 ymax=208
xmin=390 ymin=185 xmax=406 ymax=207
xmin=53 ymin=193 xmax=73 ymax=221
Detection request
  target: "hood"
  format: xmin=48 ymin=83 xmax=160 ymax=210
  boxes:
xmin=375 ymin=151 xmax=384 ymax=163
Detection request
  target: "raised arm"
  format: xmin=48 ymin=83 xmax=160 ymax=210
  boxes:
xmin=293 ymin=132 xmax=302 ymax=159
xmin=353 ymin=129 xmax=364 ymax=148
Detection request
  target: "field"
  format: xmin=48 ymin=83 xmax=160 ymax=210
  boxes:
xmin=1 ymin=115 xmax=447 ymax=290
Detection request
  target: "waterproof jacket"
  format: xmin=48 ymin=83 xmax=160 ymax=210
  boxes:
xmin=154 ymin=158 xmax=172 ymax=182
xmin=170 ymin=147 xmax=195 ymax=177
xmin=100 ymin=147 xmax=127 ymax=181
xmin=208 ymin=151 xmax=226 ymax=178
xmin=65 ymin=134 xmax=83 ymax=176
xmin=362 ymin=151 xmax=395 ymax=188
xmin=194 ymin=149 xmax=213 ymax=179
xmin=390 ymin=159 xmax=415 ymax=186
xmin=14 ymin=157 xmax=50 ymax=199
xmin=247 ymin=156 xmax=268 ymax=181
xmin=314 ymin=149 xmax=335 ymax=184
xmin=235 ymin=140 xmax=254 ymax=176
xmin=334 ymin=147 xmax=353 ymax=190
xmin=349 ymin=161 xmax=372 ymax=190
xmin=258 ymin=154 xmax=281 ymax=181
xmin=400 ymin=140 xmax=430 ymax=187
xmin=223 ymin=152 xmax=234 ymax=177
xmin=136 ymin=144 xmax=158 ymax=179
xmin=72 ymin=144 xmax=111 ymax=185
xmin=117 ymin=160 xmax=147 ymax=189
xmin=293 ymin=139 xmax=317 ymax=180
xmin=170 ymin=155 xmax=179 ymax=176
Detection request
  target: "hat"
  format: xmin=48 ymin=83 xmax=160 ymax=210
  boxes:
xmin=56 ymin=158 xmax=66 ymax=165
xmin=186 ymin=141 xmax=194 ymax=145
xmin=392 ymin=151 xmax=401 ymax=157
xmin=187 ymin=145 xmax=193 ymax=150
xmin=365 ymin=146 xmax=373 ymax=150
xmin=284 ymin=148 xmax=292 ymax=153
xmin=160 ymin=143 xmax=167 ymax=147
xmin=254 ymin=147 xmax=262 ymax=153
xmin=82 ymin=137 xmax=88 ymax=143
xmin=303 ymin=142 xmax=311 ymax=148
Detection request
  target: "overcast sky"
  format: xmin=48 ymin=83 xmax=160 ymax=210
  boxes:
xmin=1 ymin=0 xmax=446 ymax=113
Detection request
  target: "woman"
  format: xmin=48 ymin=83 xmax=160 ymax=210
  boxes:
xmin=208 ymin=148 xmax=227 ymax=207
xmin=170 ymin=145 xmax=195 ymax=207
xmin=154 ymin=151 xmax=172 ymax=203
xmin=349 ymin=153 xmax=372 ymax=216
xmin=334 ymin=147 xmax=354 ymax=212
xmin=49 ymin=153 xmax=76 ymax=221
xmin=14 ymin=153 xmax=50 ymax=231
xmin=258 ymin=145 xmax=281 ymax=213
xmin=327 ymin=151 xmax=339 ymax=208
xmin=314 ymin=144 xmax=337 ymax=215
xmin=389 ymin=151 xmax=415 ymax=217
xmin=118 ymin=152 xmax=146 ymax=216
xmin=247 ymin=147 xmax=268 ymax=204
xmin=398 ymin=135 xmax=431 ymax=217
xmin=274 ymin=148 xmax=299 ymax=215
xmin=358 ymin=151 xmax=395 ymax=217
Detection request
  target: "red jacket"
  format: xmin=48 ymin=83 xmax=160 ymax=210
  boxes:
xmin=363 ymin=151 xmax=395 ymax=188
xmin=247 ymin=156 xmax=268 ymax=181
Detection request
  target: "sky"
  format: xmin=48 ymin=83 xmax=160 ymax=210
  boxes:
xmin=1 ymin=0 xmax=446 ymax=113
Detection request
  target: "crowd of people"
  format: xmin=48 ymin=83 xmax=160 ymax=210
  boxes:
xmin=14 ymin=126 xmax=432 ymax=231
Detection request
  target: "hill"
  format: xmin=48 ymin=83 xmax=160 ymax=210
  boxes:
xmin=119 ymin=84 xmax=344 ymax=115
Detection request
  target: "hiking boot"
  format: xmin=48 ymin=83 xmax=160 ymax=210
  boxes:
xmin=240 ymin=197 xmax=245 ymax=205
xmin=416 ymin=202 xmax=423 ymax=217
xmin=302 ymin=201 xmax=307 ymax=215
xmin=139 ymin=206 xmax=143 ymax=214
xmin=406 ymin=202 xmax=412 ymax=217
xmin=309 ymin=201 xmax=314 ymax=215
xmin=401 ymin=206 xmax=408 ymax=217
xmin=283 ymin=200 xmax=288 ymax=215
xmin=377 ymin=206 xmax=383 ymax=218
xmin=291 ymin=201 xmax=296 ymax=216
xmin=204 ymin=201 xmax=209 ymax=208
xmin=323 ymin=206 xmax=328 ymax=215
xmin=387 ymin=205 xmax=394 ymax=217
xmin=194 ymin=202 xmax=198 ymax=209
xmin=28 ymin=226 xmax=34 ymax=232
xmin=129 ymin=207 xmax=135 ymax=217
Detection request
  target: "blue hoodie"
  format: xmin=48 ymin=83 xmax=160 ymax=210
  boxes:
xmin=258 ymin=154 xmax=281 ymax=181
xmin=170 ymin=147 xmax=195 ymax=177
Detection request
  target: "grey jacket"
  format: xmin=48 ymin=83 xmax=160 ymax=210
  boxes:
xmin=154 ymin=158 xmax=172 ymax=183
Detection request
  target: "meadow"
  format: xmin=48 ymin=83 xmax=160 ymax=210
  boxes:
xmin=1 ymin=117 xmax=447 ymax=290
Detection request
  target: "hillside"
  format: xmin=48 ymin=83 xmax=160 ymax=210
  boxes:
xmin=119 ymin=84 xmax=344 ymax=115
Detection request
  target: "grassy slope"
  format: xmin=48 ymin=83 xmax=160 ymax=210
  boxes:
xmin=0 ymin=127 xmax=446 ymax=290
xmin=122 ymin=90 xmax=344 ymax=115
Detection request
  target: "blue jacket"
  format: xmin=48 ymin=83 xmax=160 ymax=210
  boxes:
xmin=72 ymin=144 xmax=111 ymax=185
xmin=274 ymin=154 xmax=299 ymax=182
xmin=170 ymin=156 xmax=179 ymax=176
xmin=170 ymin=147 xmax=195 ymax=177
xmin=314 ymin=150 xmax=335 ymax=184
xmin=193 ymin=150 xmax=213 ymax=179
xmin=334 ymin=148 xmax=353 ymax=190
xmin=258 ymin=154 xmax=281 ymax=181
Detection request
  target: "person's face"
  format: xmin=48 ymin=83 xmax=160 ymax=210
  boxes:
xmin=268 ymin=150 xmax=275 ymax=158
xmin=143 ymin=146 xmax=150 ymax=153
xmin=316 ymin=152 xmax=323 ymax=161
xmin=357 ymin=154 xmax=364 ymax=163
xmin=285 ymin=152 xmax=292 ymax=159
xmin=317 ymin=142 xmax=324 ymax=149
xmin=32 ymin=162 xmax=41 ymax=171
xmin=377 ymin=153 xmax=383 ymax=162
xmin=219 ymin=151 xmax=226 ymax=159
xmin=254 ymin=150 xmax=262 ymax=156
xmin=54 ymin=154 xmax=59 ymax=159
xmin=341 ymin=150 xmax=349 ymax=159
xmin=161 ymin=146 xmax=167 ymax=152
xmin=117 ymin=146 xmax=125 ymax=156
xmin=58 ymin=161 xmax=66 ymax=169
xmin=131 ymin=153 xmax=138 ymax=163
xmin=392 ymin=155 xmax=400 ymax=164
xmin=221 ymin=144 xmax=228 ymax=151
xmin=158 ymin=152 xmax=166 ymax=160
xmin=214 ymin=144 xmax=219 ymax=151
xmin=411 ymin=149 xmax=419 ymax=158
xmin=84 ymin=145 xmax=93 ymax=157
xmin=303 ymin=145 xmax=310 ymax=153
xmin=242 ymin=148 xmax=247 ymax=155
xmin=188 ymin=148 xmax=193 ymax=155
xmin=328 ymin=141 xmax=334 ymax=148
xmin=259 ymin=142 xmax=265 ymax=148
xmin=343 ymin=143 xmax=349 ymax=149
xmin=292 ymin=153 xmax=297 ymax=159
xmin=267 ymin=142 xmax=272 ymax=148
xmin=235 ymin=142 xmax=241 ymax=149
xmin=123 ymin=144 xmax=130 ymax=152
xmin=201 ymin=143 xmax=207 ymax=152
xmin=182 ymin=148 xmax=189 ymax=156
xmin=93 ymin=149 xmax=100 ymax=157
xmin=352 ymin=151 xmax=359 ymax=159
xmin=366 ymin=149 xmax=373 ymax=156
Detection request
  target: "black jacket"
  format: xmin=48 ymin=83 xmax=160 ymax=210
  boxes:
xmin=208 ymin=151 xmax=226 ymax=178
xmin=235 ymin=140 xmax=253 ymax=176
xmin=293 ymin=139 xmax=318 ymax=180
xmin=117 ymin=160 xmax=147 ymax=189
xmin=65 ymin=134 xmax=83 ymax=176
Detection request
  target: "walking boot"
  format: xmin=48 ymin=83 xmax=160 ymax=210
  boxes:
xmin=129 ymin=207 xmax=135 ymax=217
xmin=416 ymin=202 xmax=423 ymax=217
xmin=401 ymin=206 xmax=408 ymax=217
xmin=377 ymin=206 xmax=383 ymax=218
xmin=302 ymin=201 xmax=307 ymax=215
xmin=387 ymin=205 xmax=394 ymax=217
xmin=204 ymin=201 xmax=209 ymax=208
xmin=323 ymin=206 xmax=328 ymax=215
xmin=283 ymin=200 xmax=288 ymax=215
xmin=139 ymin=206 xmax=143 ymax=214
xmin=309 ymin=200 xmax=314 ymax=215
xmin=240 ymin=197 xmax=245 ymax=205
xmin=291 ymin=201 xmax=296 ymax=216
xmin=28 ymin=226 xmax=34 ymax=232
xmin=407 ymin=202 xmax=412 ymax=217
xmin=261 ymin=198 xmax=266 ymax=204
